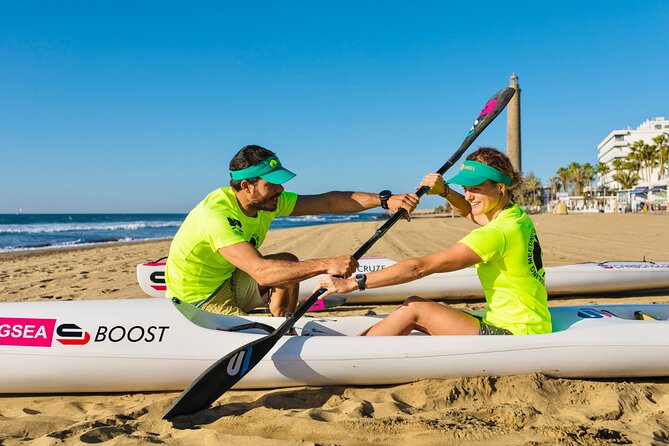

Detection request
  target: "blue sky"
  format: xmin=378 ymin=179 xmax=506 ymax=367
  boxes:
xmin=1 ymin=1 xmax=667 ymax=213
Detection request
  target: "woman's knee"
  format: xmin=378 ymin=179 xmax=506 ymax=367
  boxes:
xmin=394 ymin=296 xmax=428 ymax=320
xmin=403 ymin=295 xmax=428 ymax=306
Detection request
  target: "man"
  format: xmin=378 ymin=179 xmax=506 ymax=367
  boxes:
xmin=166 ymin=145 xmax=419 ymax=316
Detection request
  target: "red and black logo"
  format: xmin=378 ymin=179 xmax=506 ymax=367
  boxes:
xmin=56 ymin=323 xmax=91 ymax=345
xmin=150 ymin=270 xmax=166 ymax=291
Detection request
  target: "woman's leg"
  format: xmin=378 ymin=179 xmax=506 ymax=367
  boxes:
xmin=361 ymin=296 xmax=480 ymax=336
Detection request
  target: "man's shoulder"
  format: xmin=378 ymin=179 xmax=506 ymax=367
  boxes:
xmin=200 ymin=187 xmax=238 ymax=211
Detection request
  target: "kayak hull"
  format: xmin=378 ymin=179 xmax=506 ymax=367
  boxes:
xmin=2 ymin=298 xmax=669 ymax=393
xmin=138 ymin=258 xmax=669 ymax=303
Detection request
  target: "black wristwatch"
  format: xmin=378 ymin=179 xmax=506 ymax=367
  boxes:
xmin=379 ymin=190 xmax=392 ymax=210
xmin=354 ymin=273 xmax=367 ymax=291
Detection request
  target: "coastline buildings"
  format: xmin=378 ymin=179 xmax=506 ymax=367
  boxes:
xmin=597 ymin=117 xmax=669 ymax=189
xmin=597 ymin=117 xmax=669 ymax=211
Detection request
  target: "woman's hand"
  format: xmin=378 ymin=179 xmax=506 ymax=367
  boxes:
xmin=419 ymin=173 xmax=448 ymax=196
xmin=314 ymin=276 xmax=358 ymax=298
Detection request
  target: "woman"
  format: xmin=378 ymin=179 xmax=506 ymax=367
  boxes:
xmin=316 ymin=147 xmax=551 ymax=336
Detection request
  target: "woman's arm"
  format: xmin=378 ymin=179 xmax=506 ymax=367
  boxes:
xmin=316 ymin=243 xmax=482 ymax=296
xmin=419 ymin=173 xmax=487 ymax=225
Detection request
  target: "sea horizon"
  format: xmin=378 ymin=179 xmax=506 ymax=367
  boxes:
xmin=0 ymin=212 xmax=386 ymax=253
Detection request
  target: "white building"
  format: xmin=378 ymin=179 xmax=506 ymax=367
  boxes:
xmin=597 ymin=117 xmax=669 ymax=189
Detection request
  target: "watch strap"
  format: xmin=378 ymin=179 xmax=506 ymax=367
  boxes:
xmin=379 ymin=190 xmax=392 ymax=210
xmin=355 ymin=273 xmax=367 ymax=291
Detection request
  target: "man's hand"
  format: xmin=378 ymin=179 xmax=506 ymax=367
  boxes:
xmin=314 ymin=276 xmax=357 ymax=297
xmin=324 ymin=255 xmax=359 ymax=278
xmin=387 ymin=193 xmax=420 ymax=221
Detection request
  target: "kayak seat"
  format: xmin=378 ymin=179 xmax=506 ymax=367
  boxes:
xmin=216 ymin=322 xmax=276 ymax=334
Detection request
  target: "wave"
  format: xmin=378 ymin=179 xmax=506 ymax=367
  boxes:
xmin=0 ymin=221 xmax=183 ymax=234
xmin=277 ymin=214 xmax=364 ymax=223
xmin=0 ymin=236 xmax=168 ymax=253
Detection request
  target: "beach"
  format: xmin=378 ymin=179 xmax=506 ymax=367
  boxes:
xmin=2 ymin=212 xmax=669 ymax=445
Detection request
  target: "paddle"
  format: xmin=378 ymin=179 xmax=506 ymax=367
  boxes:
xmin=162 ymin=86 xmax=515 ymax=419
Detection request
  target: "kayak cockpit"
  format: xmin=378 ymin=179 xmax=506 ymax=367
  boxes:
xmin=170 ymin=297 xmax=668 ymax=338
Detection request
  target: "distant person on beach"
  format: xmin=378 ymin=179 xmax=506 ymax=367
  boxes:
xmin=317 ymin=147 xmax=551 ymax=336
xmin=165 ymin=144 xmax=419 ymax=317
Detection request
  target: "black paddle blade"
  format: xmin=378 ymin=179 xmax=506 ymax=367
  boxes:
xmin=435 ymin=87 xmax=515 ymax=177
xmin=162 ymin=330 xmax=282 ymax=419
xmin=467 ymin=87 xmax=515 ymax=139
xmin=163 ymin=291 xmax=324 ymax=419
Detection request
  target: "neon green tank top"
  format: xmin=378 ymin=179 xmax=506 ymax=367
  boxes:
xmin=458 ymin=204 xmax=551 ymax=335
xmin=165 ymin=187 xmax=298 ymax=303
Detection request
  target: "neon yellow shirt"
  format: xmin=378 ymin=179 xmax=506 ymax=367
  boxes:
xmin=165 ymin=187 xmax=298 ymax=304
xmin=458 ymin=204 xmax=551 ymax=335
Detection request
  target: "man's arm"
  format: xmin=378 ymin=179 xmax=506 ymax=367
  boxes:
xmin=291 ymin=191 xmax=419 ymax=216
xmin=219 ymin=241 xmax=357 ymax=287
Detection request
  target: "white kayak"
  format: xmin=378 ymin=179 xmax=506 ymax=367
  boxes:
xmin=1 ymin=297 xmax=669 ymax=394
xmin=137 ymin=258 xmax=669 ymax=304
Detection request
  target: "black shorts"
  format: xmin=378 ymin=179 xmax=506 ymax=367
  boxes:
xmin=471 ymin=314 xmax=514 ymax=335
xmin=478 ymin=321 xmax=513 ymax=336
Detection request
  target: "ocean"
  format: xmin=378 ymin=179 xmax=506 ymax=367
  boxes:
xmin=0 ymin=213 xmax=386 ymax=253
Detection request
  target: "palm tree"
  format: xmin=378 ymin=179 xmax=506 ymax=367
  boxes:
xmin=652 ymin=134 xmax=669 ymax=179
xmin=581 ymin=163 xmax=596 ymax=196
xmin=567 ymin=162 xmax=593 ymax=196
xmin=629 ymin=140 xmax=657 ymax=184
xmin=596 ymin=162 xmax=611 ymax=195
xmin=519 ymin=172 xmax=542 ymax=207
xmin=612 ymin=170 xmax=640 ymax=190
xmin=613 ymin=157 xmax=640 ymax=188
xmin=548 ymin=176 xmax=561 ymax=200
xmin=567 ymin=162 xmax=581 ymax=195
xmin=556 ymin=167 xmax=570 ymax=195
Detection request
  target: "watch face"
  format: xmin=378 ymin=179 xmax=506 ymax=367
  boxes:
xmin=379 ymin=190 xmax=392 ymax=198
xmin=355 ymin=273 xmax=364 ymax=280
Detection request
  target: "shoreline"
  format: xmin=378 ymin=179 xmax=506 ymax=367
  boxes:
xmin=0 ymin=237 xmax=173 ymax=261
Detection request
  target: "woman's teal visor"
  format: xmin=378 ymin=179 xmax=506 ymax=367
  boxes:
xmin=446 ymin=160 xmax=511 ymax=186
xmin=230 ymin=154 xmax=296 ymax=184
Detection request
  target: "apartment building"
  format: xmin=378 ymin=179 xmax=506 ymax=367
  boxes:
xmin=597 ymin=117 xmax=669 ymax=189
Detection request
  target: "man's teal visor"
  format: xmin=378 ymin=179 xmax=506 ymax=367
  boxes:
xmin=230 ymin=154 xmax=296 ymax=184
xmin=446 ymin=160 xmax=511 ymax=186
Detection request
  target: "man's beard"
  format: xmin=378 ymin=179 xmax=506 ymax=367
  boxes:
xmin=249 ymin=193 xmax=280 ymax=212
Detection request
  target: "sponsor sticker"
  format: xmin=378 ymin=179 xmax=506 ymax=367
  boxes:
xmin=0 ymin=317 xmax=56 ymax=347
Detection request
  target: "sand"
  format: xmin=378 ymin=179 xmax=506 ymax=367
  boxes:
xmin=1 ymin=212 xmax=669 ymax=445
